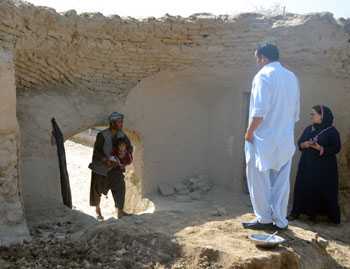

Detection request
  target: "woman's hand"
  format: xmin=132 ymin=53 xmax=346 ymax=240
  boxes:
xmin=310 ymin=143 xmax=324 ymax=156
xmin=301 ymin=141 xmax=312 ymax=149
xmin=310 ymin=143 xmax=321 ymax=150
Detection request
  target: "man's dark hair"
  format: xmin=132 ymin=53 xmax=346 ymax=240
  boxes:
xmin=256 ymin=43 xmax=279 ymax=62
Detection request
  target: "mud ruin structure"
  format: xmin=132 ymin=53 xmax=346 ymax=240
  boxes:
xmin=0 ymin=0 xmax=349 ymax=245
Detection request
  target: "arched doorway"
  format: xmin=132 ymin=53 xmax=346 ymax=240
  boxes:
xmin=65 ymin=126 xmax=154 ymax=219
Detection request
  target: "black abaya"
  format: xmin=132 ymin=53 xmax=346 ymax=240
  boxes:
xmin=291 ymin=125 xmax=341 ymax=224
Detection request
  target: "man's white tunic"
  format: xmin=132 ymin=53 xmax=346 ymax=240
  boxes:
xmin=245 ymin=61 xmax=300 ymax=172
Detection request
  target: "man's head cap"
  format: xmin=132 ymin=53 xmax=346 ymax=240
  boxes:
xmin=109 ymin=112 xmax=124 ymax=122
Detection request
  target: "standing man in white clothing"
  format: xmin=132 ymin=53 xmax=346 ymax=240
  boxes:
xmin=243 ymin=43 xmax=300 ymax=230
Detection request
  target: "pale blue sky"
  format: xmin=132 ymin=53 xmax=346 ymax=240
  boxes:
xmin=27 ymin=0 xmax=349 ymax=18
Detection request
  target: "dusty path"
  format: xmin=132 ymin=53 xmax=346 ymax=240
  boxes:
xmin=2 ymin=189 xmax=350 ymax=268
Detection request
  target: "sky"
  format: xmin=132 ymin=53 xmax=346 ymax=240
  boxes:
xmin=26 ymin=0 xmax=350 ymax=18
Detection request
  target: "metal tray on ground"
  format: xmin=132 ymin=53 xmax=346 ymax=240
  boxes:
xmin=248 ymin=233 xmax=286 ymax=248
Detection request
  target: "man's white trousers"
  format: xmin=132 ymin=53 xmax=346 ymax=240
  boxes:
xmin=246 ymin=156 xmax=291 ymax=228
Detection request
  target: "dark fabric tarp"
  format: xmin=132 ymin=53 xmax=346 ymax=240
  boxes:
xmin=51 ymin=118 xmax=72 ymax=209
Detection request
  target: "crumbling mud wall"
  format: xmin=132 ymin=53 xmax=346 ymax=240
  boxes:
xmin=338 ymin=135 xmax=350 ymax=221
xmin=0 ymin=48 xmax=30 ymax=245
xmin=0 ymin=0 xmax=349 ymax=244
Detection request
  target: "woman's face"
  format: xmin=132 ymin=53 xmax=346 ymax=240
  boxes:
xmin=310 ymin=109 xmax=322 ymax=124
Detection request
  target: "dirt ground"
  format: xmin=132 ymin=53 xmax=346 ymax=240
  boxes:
xmin=1 ymin=141 xmax=349 ymax=269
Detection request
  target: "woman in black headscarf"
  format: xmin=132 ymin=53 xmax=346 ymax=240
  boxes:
xmin=289 ymin=105 xmax=341 ymax=224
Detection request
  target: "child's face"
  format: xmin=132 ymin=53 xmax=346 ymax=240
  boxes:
xmin=118 ymin=143 xmax=127 ymax=153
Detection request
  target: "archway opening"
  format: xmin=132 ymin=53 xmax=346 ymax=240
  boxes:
xmin=65 ymin=126 xmax=154 ymax=219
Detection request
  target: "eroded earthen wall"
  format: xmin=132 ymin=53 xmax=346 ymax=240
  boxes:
xmin=0 ymin=48 xmax=30 ymax=245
